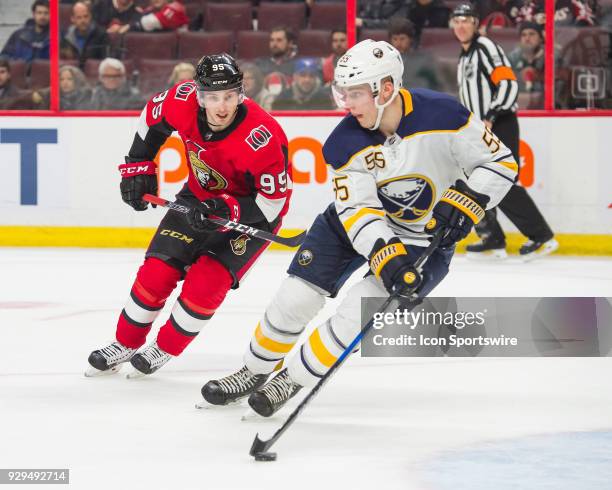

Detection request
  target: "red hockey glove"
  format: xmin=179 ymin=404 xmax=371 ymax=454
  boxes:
xmin=369 ymin=237 xmax=422 ymax=296
xmin=118 ymin=160 xmax=158 ymax=211
xmin=186 ymin=193 xmax=241 ymax=233
xmin=426 ymin=180 xmax=489 ymax=248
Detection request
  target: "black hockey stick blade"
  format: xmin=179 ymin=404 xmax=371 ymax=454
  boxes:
xmin=142 ymin=194 xmax=306 ymax=248
xmin=247 ymin=230 xmax=443 ymax=459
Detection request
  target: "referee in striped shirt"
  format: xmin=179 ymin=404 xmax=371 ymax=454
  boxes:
xmin=451 ymin=4 xmax=557 ymax=260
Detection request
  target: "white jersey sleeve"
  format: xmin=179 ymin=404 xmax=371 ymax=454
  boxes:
xmin=451 ymin=114 xmax=518 ymax=208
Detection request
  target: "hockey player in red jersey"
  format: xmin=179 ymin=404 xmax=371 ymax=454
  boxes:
xmin=86 ymin=53 xmax=292 ymax=377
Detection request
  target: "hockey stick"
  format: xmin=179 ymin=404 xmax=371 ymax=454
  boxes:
xmin=249 ymin=230 xmax=444 ymax=461
xmin=142 ymin=194 xmax=306 ymax=248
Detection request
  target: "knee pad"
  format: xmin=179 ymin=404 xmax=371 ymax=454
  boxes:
xmin=180 ymin=255 xmax=233 ymax=312
xmin=331 ymin=275 xmax=387 ymax=347
xmin=244 ymin=276 xmax=326 ymax=375
xmin=266 ymin=276 xmax=326 ymax=335
xmin=132 ymin=257 xmax=182 ymax=308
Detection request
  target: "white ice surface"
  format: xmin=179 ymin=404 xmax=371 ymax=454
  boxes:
xmin=1 ymin=248 xmax=611 ymax=490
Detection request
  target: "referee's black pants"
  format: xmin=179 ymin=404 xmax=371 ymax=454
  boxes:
xmin=475 ymin=113 xmax=554 ymax=245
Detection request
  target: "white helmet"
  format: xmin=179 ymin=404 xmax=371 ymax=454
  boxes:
xmin=333 ymin=39 xmax=404 ymax=130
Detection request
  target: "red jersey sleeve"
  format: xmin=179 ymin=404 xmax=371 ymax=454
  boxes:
xmin=247 ymin=124 xmax=292 ymax=224
xmin=128 ymin=82 xmax=197 ymax=161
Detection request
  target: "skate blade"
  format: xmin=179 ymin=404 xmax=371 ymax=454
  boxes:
xmin=125 ymin=368 xmax=147 ymax=379
xmin=241 ymin=408 xmax=257 ymax=421
xmin=195 ymin=398 xmax=244 ymax=410
xmin=466 ymin=249 xmax=508 ymax=261
xmin=84 ymin=364 xmax=123 ymax=378
xmin=521 ymin=240 xmax=559 ymax=262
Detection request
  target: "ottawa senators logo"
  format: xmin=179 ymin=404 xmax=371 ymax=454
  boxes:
xmin=186 ymin=140 xmax=228 ymax=191
xmin=245 ymin=125 xmax=272 ymax=151
xmin=230 ymin=234 xmax=250 ymax=255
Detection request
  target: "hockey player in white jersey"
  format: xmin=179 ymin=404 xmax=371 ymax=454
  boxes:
xmin=200 ymin=39 xmax=518 ymax=416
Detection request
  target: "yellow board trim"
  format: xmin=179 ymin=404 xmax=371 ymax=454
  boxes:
xmin=0 ymin=226 xmax=610 ymax=256
xmin=308 ymin=328 xmax=337 ymax=368
xmin=342 ymin=208 xmax=386 ymax=233
xmin=254 ymin=324 xmax=295 ymax=354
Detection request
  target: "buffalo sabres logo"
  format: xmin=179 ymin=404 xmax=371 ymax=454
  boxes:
xmin=298 ymin=249 xmax=313 ymax=266
xmin=230 ymin=234 xmax=250 ymax=255
xmin=377 ymin=175 xmax=435 ymax=222
xmin=187 ymin=140 xmax=228 ymax=191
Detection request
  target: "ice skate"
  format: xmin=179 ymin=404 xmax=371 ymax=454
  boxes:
xmin=465 ymin=236 xmax=507 ymax=260
xmin=248 ymin=369 xmax=302 ymax=418
xmin=519 ymin=238 xmax=559 ymax=262
xmin=199 ymin=366 xmax=269 ymax=408
xmin=85 ymin=341 xmax=136 ymax=377
xmin=126 ymin=341 xmax=172 ymax=378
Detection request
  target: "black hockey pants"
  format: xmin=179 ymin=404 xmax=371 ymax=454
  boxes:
xmin=475 ymin=113 xmax=554 ymax=244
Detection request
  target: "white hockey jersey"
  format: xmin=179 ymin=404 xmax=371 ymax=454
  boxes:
xmin=322 ymin=88 xmax=518 ymax=256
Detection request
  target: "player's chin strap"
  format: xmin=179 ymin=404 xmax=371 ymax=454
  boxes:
xmin=369 ymin=85 xmax=400 ymax=131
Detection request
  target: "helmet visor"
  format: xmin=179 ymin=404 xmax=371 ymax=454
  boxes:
xmin=196 ymin=87 xmax=243 ymax=109
xmin=331 ymin=82 xmax=373 ymax=110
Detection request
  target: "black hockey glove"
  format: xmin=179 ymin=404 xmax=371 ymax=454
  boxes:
xmin=118 ymin=160 xmax=158 ymax=211
xmin=369 ymin=237 xmax=422 ymax=296
xmin=186 ymin=193 xmax=241 ymax=233
xmin=426 ymin=180 xmax=489 ymax=248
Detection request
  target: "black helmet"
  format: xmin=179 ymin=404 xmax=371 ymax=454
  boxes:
xmin=451 ymin=3 xmax=479 ymax=18
xmin=195 ymin=53 xmax=243 ymax=91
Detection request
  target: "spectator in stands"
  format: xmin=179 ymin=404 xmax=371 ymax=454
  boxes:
xmin=388 ymin=18 xmax=441 ymax=90
xmin=241 ymin=62 xmax=275 ymax=111
xmin=356 ymin=0 xmax=410 ymax=29
xmin=507 ymin=0 xmax=597 ymax=27
xmin=508 ymin=22 xmax=544 ymax=94
xmin=30 ymin=65 xmax=93 ymax=110
xmin=60 ymin=2 xmax=109 ymax=68
xmin=407 ymin=0 xmax=450 ymax=41
xmin=0 ymin=59 xmax=21 ymax=109
xmin=322 ymin=29 xmax=347 ymax=85
xmin=90 ymin=57 xmax=144 ymax=109
xmin=0 ymin=0 xmax=50 ymax=62
xmin=116 ymin=0 xmax=188 ymax=33
xmin=477 ymin=0 xmax=522 ymax=29
xmin=257 ymin=26 xmax=298 ymax=80
xmin=272 ymin=57 xmax=334 ymax=110
xmin=59 ymin=65 xmax=92 ymax=109
xmin=168 ymin=62 xmax=195 ymax=87
xmin=93 ymin=0 xmax=142 ymax=33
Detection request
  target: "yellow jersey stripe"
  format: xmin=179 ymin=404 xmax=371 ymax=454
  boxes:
xmin=400 ymin=88 xmax=413 ymax=116
xmin=342 ymin=207 xmax=386 ymax=233
xmin=308 ymin=328 xmax=337 ymax=368
xmin=254 ymin=323 xmax=295 ymax=354
xmin=496 ymin=161 xmax=519 ymax=173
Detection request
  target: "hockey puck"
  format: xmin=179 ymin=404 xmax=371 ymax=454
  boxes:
xmin=253 ymin=452 xmax=277 ymax=462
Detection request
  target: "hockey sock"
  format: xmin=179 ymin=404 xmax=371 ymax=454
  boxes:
xmin=156 ymin=256 xmax=232 ymax=356
xmin=116 ymin=258 xmax=182 ymax=349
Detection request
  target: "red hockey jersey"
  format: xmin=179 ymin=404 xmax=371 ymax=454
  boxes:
xmin=134 ymin=81 xmax=291 ymax=224
xmin=140 ymin=1 xmax=188 ymax=31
